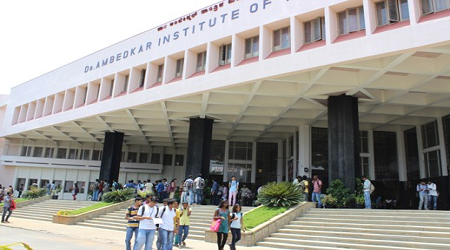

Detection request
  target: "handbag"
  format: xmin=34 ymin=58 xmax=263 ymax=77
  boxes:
xmin=10 ymin=200 xmax=16 ymax=210
xmin=210 ymin=218 xmax=221 ymax=232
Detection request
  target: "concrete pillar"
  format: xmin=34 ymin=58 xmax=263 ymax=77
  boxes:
xmin=298 ymin=125 xmax=311 ymax=178
xmin=99 ymin=132 xmax=124 ymax=183
xmin=437 ymin=117 xmax=449 ymax=176
xmin=185 ymin=118 xmax=213 ymax=179
xmin=416 ymin=125 xmax=425 ymax=178
xmin=277 ymin=142 xmax=283 ymax=183
xmin=396 ymin=130 xmax=407 ymax=182
xmin=328 ymin=95 xmax=360 ymax=191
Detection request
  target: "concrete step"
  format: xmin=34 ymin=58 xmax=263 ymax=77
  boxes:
xmin=256 ymin=240 xmax=416 ymax=250
xmin=308 ymin=208 xmax=450 ymax=216
xmin=302 ymin=213 xmax=450 ymax=221
xmin=298 ymin=217 xmax=446 ymax=226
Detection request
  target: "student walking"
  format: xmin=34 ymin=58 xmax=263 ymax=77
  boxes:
xmin=125 ymin=197 xmax=142 ymax=250
xmin=158 ymin=199 xmax=179 ymax=250
xmin=230 ymin=204 xmax=245 ymax=250
xmin=427 ymin=180 xmax=438 ymax=210
xmin=228 ymin=176 xmax=239 ymax=206
xmin=417 ymin=181 xmax=429 ymax=210
xmin=213 ymin=200 xmax=231 ymax=250
xmin=1 ymin=191 xmax=14 ymax=223
xmin=175 ymin=201 xmax=191 ymax=247
xmin=311 ymin=175 xmax=322 ymax=208
xmin=72 ymin=183 xmax=79 ymax=200
xmin=134 ymin=198 xmax=158 ymax=250
xmin=362 ymin=176 xmax=372 ymax=209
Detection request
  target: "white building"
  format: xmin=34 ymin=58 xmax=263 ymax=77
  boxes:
xmin=1 ymin=0 xmax=450 ymax=206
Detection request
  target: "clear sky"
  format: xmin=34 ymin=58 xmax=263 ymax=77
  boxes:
xmin=0 ymin=0 xmax=217 ymax=95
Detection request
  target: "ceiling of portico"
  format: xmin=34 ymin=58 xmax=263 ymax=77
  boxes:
xmin=10 ymin=43 xmax=450 ymax=148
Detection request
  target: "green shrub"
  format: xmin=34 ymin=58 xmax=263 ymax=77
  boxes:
xmin=102 ymin=188 xmax=135 ymax=203
xmin=22 ymin=187 xmax=46 ymax=199
xmin=326 ymin=179 xmax=354 ymax=208
xmin=257 ymin=182 xmax=303 ymax=207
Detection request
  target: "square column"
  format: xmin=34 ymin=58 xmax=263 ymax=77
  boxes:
xmin=328 ymin=95 xmax=360 ymax=191
xmin=186 ymin=118 xmax=213 ymax=179
xmin=99 ymin=132 xmax=124 ymax=184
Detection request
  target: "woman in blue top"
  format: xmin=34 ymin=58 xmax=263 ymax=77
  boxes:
xmin=230 ymin=204 xmax=246 ymax=250
xmin=213 ymin=200 xmax=230 ymax=250
xmin=228 ymin=176 xmax=239 ymax=206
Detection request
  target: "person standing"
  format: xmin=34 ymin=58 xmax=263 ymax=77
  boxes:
xmin=158 ymin=199 xmax=178 ymax=250
xmin=72 ymin=183 xmax=79 ymax=200
xmin=427 ymin=180 xmax=438 ymax=210
xmin=162 ymin=179 xmax=169 ymax=200
xmin=362 ymin=176 xmax=372 ymax=209
xmin=211 ymin=179 xmax=220 ymax=205
xmin=156 ymin=180 xmax=165 ymax=203
xmin=176 ymin=201 xmax=191 ymax=247
xmin=168 ymin=179 xmax=177 ymax=199
xmin=134 ymin=198 xmax=158 ymax=250
xmin=125 ymin=197 xmax=142 ymax=250
xmin=214 ymin=200 xmax=230 ymax=250
xmin=185 ymin=176 xmax=194 ymax=205
xmin=18 ymin=184 xmax=24 ymax=198
xmin=92 ymin=179 xmax=100 ymax=201
xmin=417 ymin=180 xmax=429 ymax=210
xmin=1 ymin=191 xmax=13 ymax=223
xmin=46 ymin=181 xmax=51 ymax=195
xmin=230 ymin=204 xmax=245 ymax=250
xmin=311 ymin=175 xmax=322 ymax=208
xmin=145 ymin=179 xmax=154 ymax=194
xmin=193 ymin=174 xmax=205 ymax=205
xmin=50 ymin=181 xmax=56 ymax=196
xmin=293 ymin=176 xmax=302 ymax=185
xmin=228 ymin=176 xmax=239 ymax=206
xmin=300 ymin=175 xmax=309 ymax=201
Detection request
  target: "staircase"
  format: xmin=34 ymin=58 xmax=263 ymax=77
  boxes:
xmin=257 ymin=208 xmax=450 ymax=249
xmin=76 ymin=205 xmax=253 ymax=240
xmin=13 ymin=199 xmax=96 ymax=222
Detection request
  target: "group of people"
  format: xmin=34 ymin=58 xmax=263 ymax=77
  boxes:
xmin=417 ymin=180 xmax=439 ymax=210
xmin=0 ymin=184 xmax=14 ymax=223
xmin=125 ymin=195 xmax=191 ymax=250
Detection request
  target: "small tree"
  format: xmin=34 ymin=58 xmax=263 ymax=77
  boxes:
xmin=257 ymin=182 xmax=303 ymax=207
xmin=326 ymin=179 xmax=354 ymax=208
xmin=102 ymin=188 xmax=135 ymax=203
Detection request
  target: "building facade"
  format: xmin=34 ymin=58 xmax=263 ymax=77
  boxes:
xmin=1 ymin=0 xmax=450 ymax=207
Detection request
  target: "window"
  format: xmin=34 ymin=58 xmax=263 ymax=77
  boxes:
xmin=304 ymin=17 xmax=325 ymax=43
xmin=376 ymin=0 xmax=409 ymax=26
xmin=78 ymin=181 xmax=86 ymax=193
xmin=57 ymin=148 xmax=67 ymax=159
xmin=273 ymin=27 xmax=290 ymax=51
xmin=424 ymin=150 xmax=442 ymax=177
xmin=163 ymin=154 xmax=173 ymax=165
xmin=80 ymin=149 xmax=90 ymax=160
xmin=123 ymin=75 xmax=129 ymax=93
xmin=68 ymin=149 xmax=78 ymax=159
xmin=360 ymin=131 xmax=369 ymax=153
xmin=139 ymin=69 xmax=146 ymax=87
xmin=175 ymin=154 xmax=184 ymax=166
xmin=109 ymin=79 xmax=114 ymax=97
xmin=64 ymin=181 xmax=74 ymax=193
xmin=82 ymin=87 xmax=87 ymax=103
xmin=20 ymin=146 xmax=32 ymax=157
xmin=151 ymin=153 xmax=160 ymax=164
xmin=338 ymin=6 xmax=365 ymax=35
xmin=210 ymin=140 xmax=225 ymax=174
xmin=421 ymin=121 xmax=439 ymax=149
xmin=92 ymin=150 xmax=102 ymax=161
xmin=139 ymin=153 xmax=148 ymax=163
xmin=33 ymin=147 xmax=43 ymax=157
xmin=421 ymin=0 xmax=450 ymax=14
xmin=219 ymin=44 xmax=232 ymax=66
xmin=156 ymin=65 xmax=164 ymax=82
xmin=44 ymin=148 xmax=54 ymax=158
xmin=128 ymin=152 xmax=137 ymax=163
xmin=361 ymin=157 xmax=370 ymax=176
xmin=175 ymin=58 xmax=184 ymax=77
xmin=229 ymin=142 xmax=253 ymax=161
xmin=227 ymin=163 xmax=252 ymax=183
xmin=244 ymin=36 xmax=259 ymax=59
xmin=196 ymin=52 xmax=207 ymax=72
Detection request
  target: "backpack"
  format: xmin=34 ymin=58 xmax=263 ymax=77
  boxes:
xmin=299 ymin=180 xmax=306 ymax=192
xmin=198 ymin=178 xmax=205 ymax=189
xmin=370 ymin=183 xmax=375 ymax=194
xmin=93 ymin=182 xmax=99 ymax=190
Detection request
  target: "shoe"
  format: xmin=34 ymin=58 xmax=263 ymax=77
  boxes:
xmin=5 ymin=221 xmax=9 ymax=223
xmin=1 ymin=221 xmax=4 ymax=223
xmin=182 ymin=241 xmax=186 ymax=246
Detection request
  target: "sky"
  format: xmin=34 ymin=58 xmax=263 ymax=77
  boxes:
xmin=0 ymin=0 xmax=217 ymax=95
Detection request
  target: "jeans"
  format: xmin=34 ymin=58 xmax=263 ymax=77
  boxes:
xmin=93 ymin=190 xmax=99 ymax=201
xmin=158 ymin=192 xmax=164 ymax=203
xmin=364 ymin=191 xmax=371 ymax=209
xmin=229 ymin=191 xmax=238 ymax=206
xmin=429 ymin=195 xmax=438 ymax=210
xmin=125 ymin=227 xmax=139 ymax=250
xmin=178 ymin=225 xmax=189 ymax=243
xmin=231 ymin=228 xmax=241 ymax=247
xmin=159 ymin=229 xmax=174 ymax=250
xmin=134 ymin=229 xmax=155 ymax=250
xmin=2 ymin=207 xmax=12 ymax=222
xmin=217 ymin=232 xmax=228 ymax=249
xmin=196 ymin=189 xmax=203 ymax=204
xmin=312 ymin=192 xmax=322 ymax=208
xmin=187 ymin=189 xmax=194 ymax=205
xmin=419 ymin=194 xmax=429 ymax=210
xmin=303 ymin=192 xmax=309 ymax=202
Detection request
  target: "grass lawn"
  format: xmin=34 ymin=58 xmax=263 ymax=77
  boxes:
xmin=58 ymin=202 xmax=112 ymax=215
xmin=0 ymin=198 xmax=29 ymax=207
xmin=244 ymin=206 xmax=289 ymax=229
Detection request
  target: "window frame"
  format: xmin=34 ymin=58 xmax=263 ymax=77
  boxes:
xmin=304 ymin=17 xmax=326 ymax=44
xmin=338 ymin=6 xmax=365 ymax=35
xmin=219 ymin=44 xmax=232 ymax=66
xmin=376 ymin=0 xmax=410 ymax=27
xmin=273 ymin=26 xmax=291 ymax=51
xmin=156 ymin=64 xmax=164 ymax=83
xmin=196 ymin=52 xmax=207 ymax=72
xmin=421 ymin=0 xmax=450 ymax=15
xmin=175 ymin=58 xmax=184 ymax=77
xmin=244 ymin=36 xmax=260 ymax=59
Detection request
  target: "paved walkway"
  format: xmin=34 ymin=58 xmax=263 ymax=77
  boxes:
xmin=0 ymin=217 xmax=271 ymax=250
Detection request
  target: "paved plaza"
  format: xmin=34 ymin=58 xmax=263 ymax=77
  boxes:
xmin=0 ymin=217 xmax=270 ymax=250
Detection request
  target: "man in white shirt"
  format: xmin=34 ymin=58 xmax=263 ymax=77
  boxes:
xmin=145 ymin=179 xmax=154 ymax=194
xmin=158 ymin=200 xmax=179 ymax=250
xmin=193 ymin=174 xmax=204 ymax=205
xmin=134 ymin=198 xmax=158 ymax=250
xmin=427 ymin=180 xmax=438 ymax=210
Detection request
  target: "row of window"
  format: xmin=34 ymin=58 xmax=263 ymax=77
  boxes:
xmin=12 ymin=1 xmax=449 ymax=125
xmin=18 ymin=146 xmax=184 ymax=166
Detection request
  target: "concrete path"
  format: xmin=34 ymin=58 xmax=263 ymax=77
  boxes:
xmin=0 ymin=217 xmax=272 ymax=250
